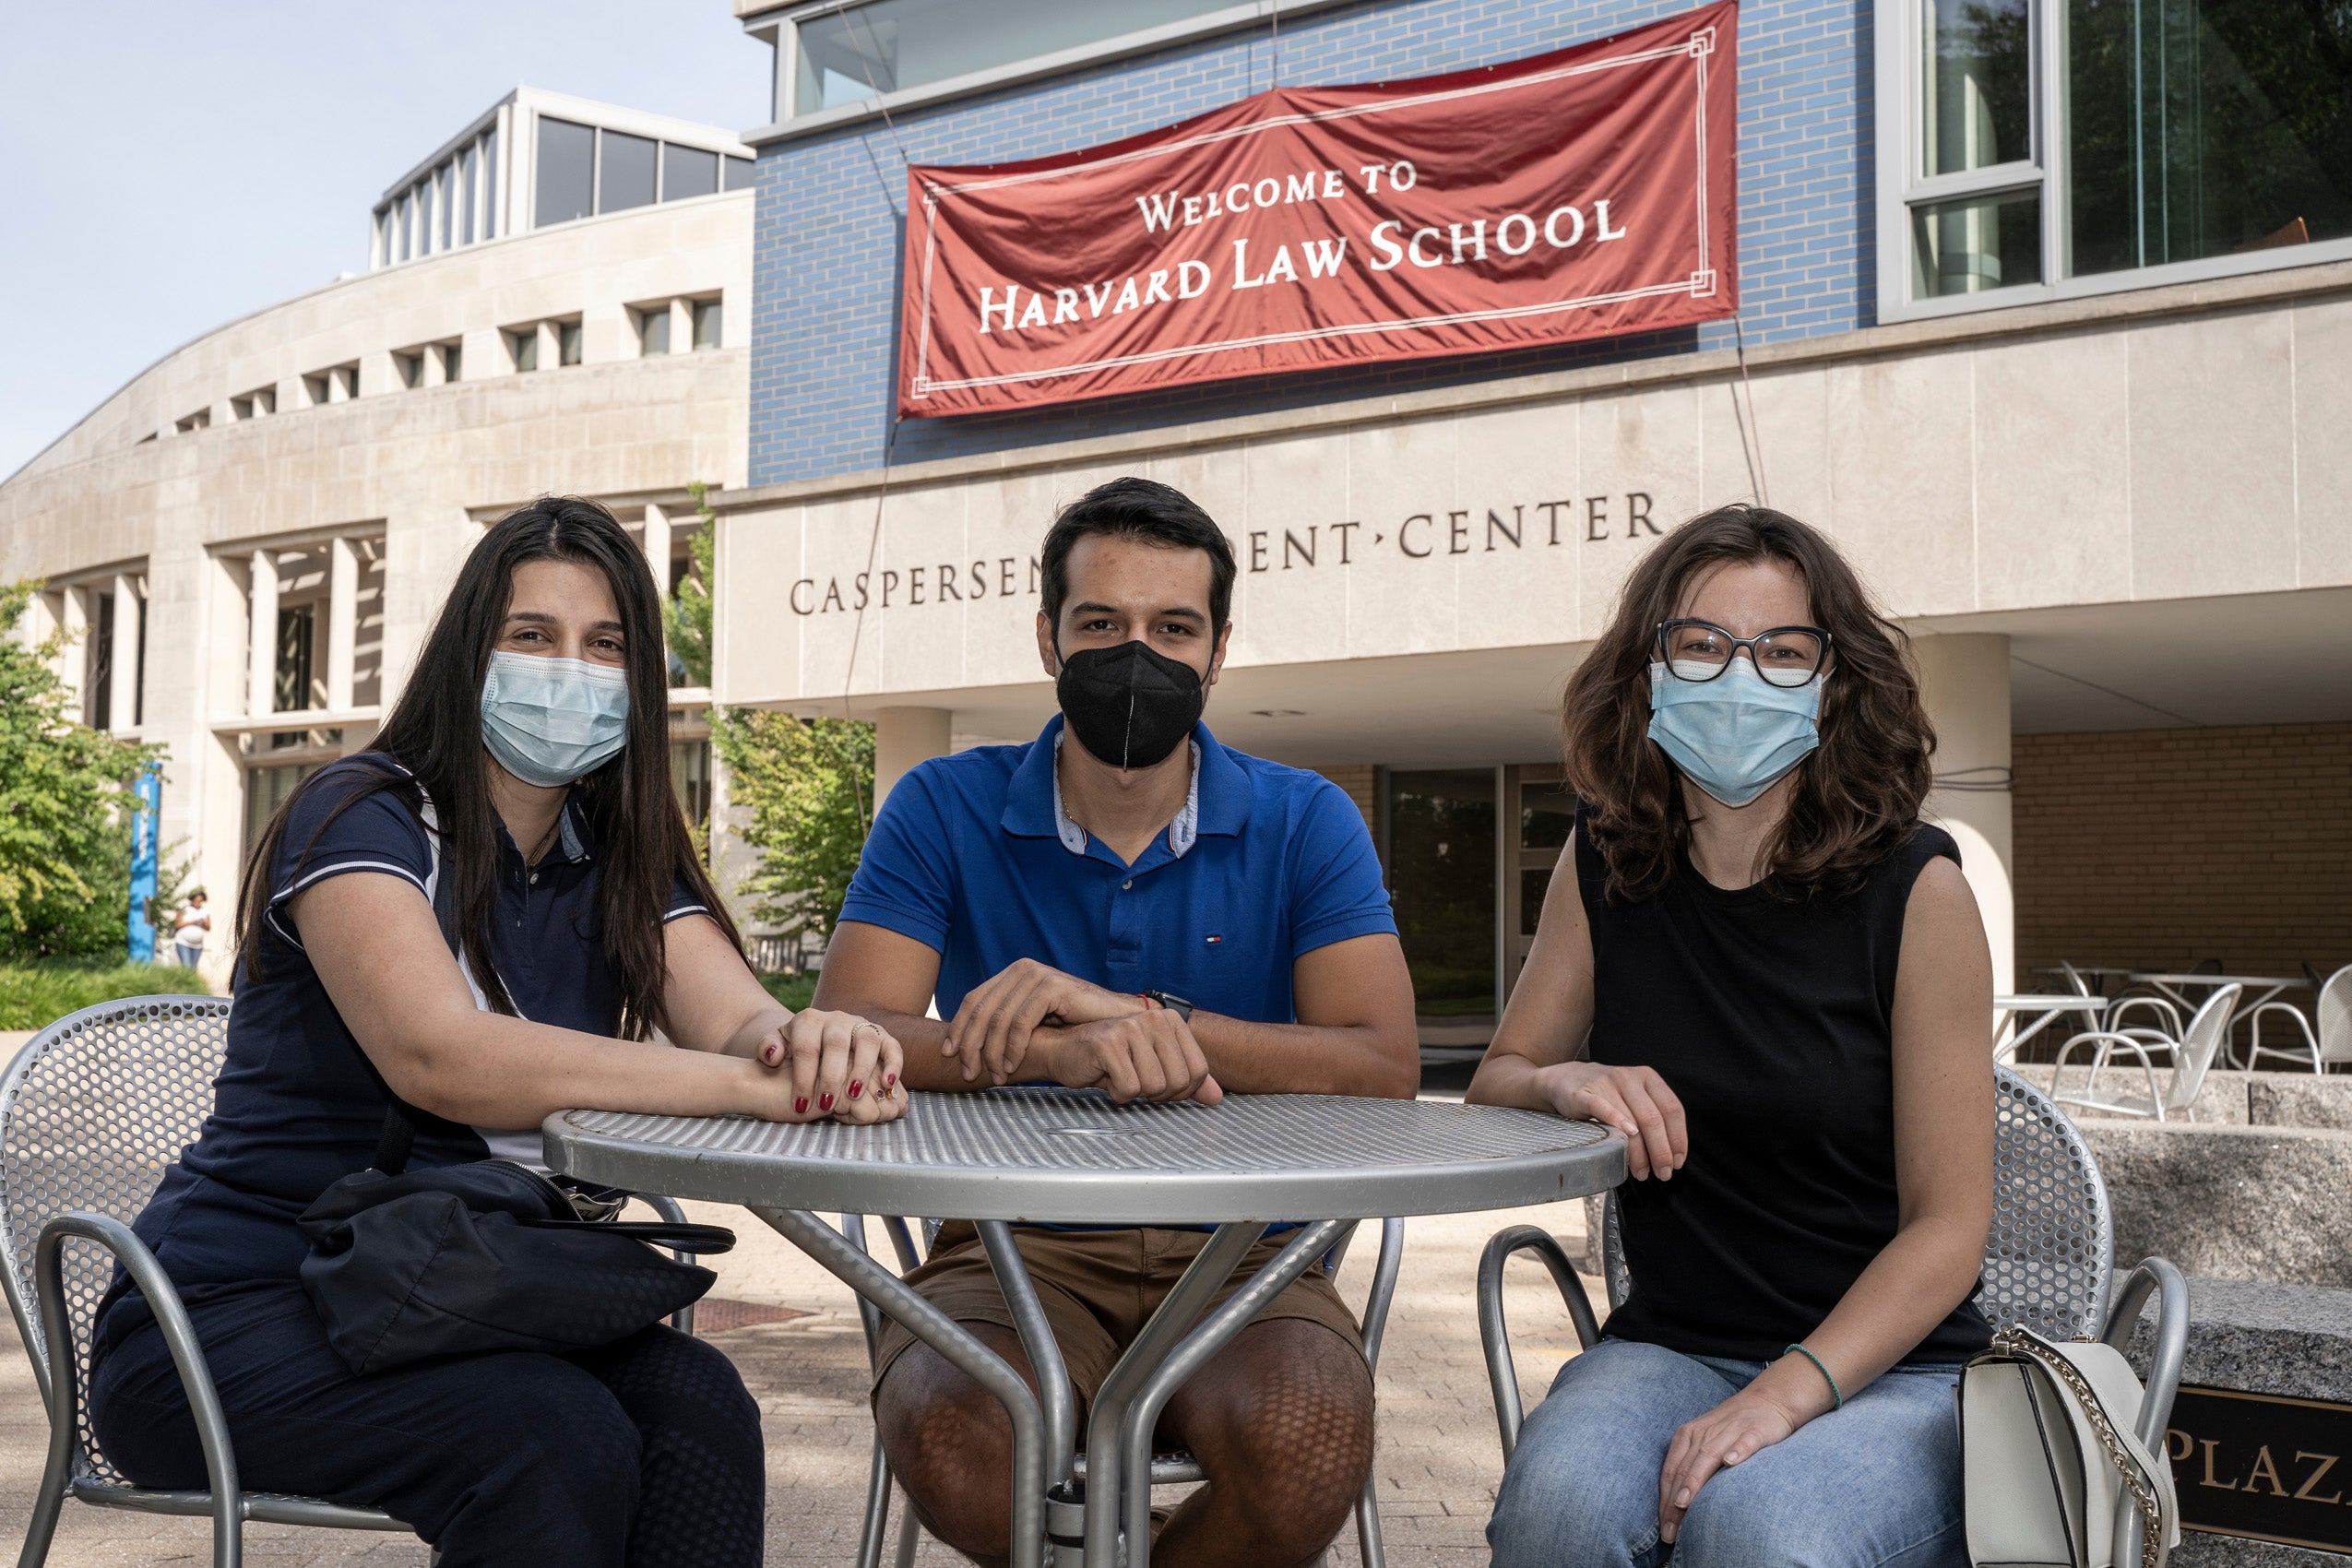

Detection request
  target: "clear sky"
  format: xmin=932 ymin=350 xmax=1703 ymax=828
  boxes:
xmin=0 ymin=1 xmax=773 ymax=480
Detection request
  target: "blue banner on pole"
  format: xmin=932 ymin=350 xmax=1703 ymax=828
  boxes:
xmin=128 ymin=764 xmax=160 ymax=963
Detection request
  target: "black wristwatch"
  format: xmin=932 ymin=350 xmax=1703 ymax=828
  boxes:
xmin=1141 ymin=988 xmax=1194 ymax=1022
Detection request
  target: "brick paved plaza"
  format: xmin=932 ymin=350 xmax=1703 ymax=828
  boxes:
xmin=0 ymin=1197 xmax=1600 ymax=1566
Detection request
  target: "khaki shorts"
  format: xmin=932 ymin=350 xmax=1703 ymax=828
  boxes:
xmin=871 ymin=1222 xmax=1364 ymax=1410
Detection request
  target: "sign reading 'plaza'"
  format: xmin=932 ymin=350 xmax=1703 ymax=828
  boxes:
xmin=780 ymin=493 xmax=1660 ymax=615
xmin=898 ymin=3 xmax=1737 ymax=416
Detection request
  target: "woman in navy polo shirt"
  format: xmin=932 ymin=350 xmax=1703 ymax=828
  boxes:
xmin=89 ymin=498 xmax=904 ymax=1568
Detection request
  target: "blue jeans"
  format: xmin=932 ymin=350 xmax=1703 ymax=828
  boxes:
xmin=1488 ymin=1338 xmax=1966 ymax=1568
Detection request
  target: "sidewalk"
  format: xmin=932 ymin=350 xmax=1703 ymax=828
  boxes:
xmin=0 ymin=1202 xmax=1598 ymax=1566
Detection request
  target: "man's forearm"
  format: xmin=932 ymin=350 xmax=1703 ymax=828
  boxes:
xmin=829 ymin=1004 xmax=977 ymax=1092
xmin=1188 ymin=1013 xmax=1419 ymax=1098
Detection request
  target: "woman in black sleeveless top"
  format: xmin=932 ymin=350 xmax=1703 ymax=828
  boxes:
xmin=1474 ymin=505 xmax=1992 ymax=1568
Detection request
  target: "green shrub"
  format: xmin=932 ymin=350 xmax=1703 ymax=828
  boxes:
xmin=0 ymin=961 xmax=213 ymax=1031
xmin=756 ymin=971 xmax=818 ymax=1013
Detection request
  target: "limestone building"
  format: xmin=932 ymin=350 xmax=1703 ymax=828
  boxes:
xmin=0 ymin=89 xmax=755 ymax=980
xmin=717 ymin=0 xmax=2352 ymax=1040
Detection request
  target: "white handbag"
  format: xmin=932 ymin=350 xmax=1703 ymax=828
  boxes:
xmin=1959 ymin=1326 xmax=2180 ymax=1568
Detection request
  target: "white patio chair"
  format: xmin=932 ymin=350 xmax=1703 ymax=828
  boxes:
xmin=1 ymin=995 xmax=697 ymax=1568
xmin=1475 ymin=1068 xmax=2190 ymax=1562
xmin=2051 ymin=983 xmax=2240 ymax=1122
xmin=2246 ymin=964 xmax=2352 ymax=1074
xmin=842 ymin=1212 xmax=1405 ymax=1568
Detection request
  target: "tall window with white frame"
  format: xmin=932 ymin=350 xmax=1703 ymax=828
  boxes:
xmin=234 ymin=535 xmax=386 ymax=853
xmin=1883 ymin=0 xmax=2352 ymax=314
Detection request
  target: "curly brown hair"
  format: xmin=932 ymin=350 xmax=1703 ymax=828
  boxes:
xmin=1563 ymin=504 xmax=1935 ymax=899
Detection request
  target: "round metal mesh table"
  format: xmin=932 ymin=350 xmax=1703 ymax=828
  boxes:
xmin=544 ymin=1086 xmax=1623 ymax=1224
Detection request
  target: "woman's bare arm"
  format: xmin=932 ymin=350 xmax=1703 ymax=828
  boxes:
xmin=295 ymin=873 xmax=897 ymax=1126
xmin=1466 ymin=833 xmax=1687 ymax=1180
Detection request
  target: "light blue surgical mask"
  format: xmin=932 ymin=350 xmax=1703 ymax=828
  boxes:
xmin=479 ymin=651 xmax=630 ymax=788
xmin=1646 ymin=658 xmax=1822 ymax=808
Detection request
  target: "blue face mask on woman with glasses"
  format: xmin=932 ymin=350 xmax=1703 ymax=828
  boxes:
xmin=1645 ymin=621 xmax=1830 ymax=808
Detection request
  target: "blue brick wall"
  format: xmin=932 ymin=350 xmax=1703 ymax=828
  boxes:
xmin=750 ymin=0 xmax=1873 ymax=487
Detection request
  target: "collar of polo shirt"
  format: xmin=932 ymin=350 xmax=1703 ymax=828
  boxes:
xmin=1050 ymin=729 xmax=1200 ymax=858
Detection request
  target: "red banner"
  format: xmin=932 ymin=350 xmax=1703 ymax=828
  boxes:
xmin=897 ymin=2 xmax=1737 ymax=418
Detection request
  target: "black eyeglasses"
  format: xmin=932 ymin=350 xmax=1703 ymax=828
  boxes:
xmin=1655 ymin=620 xmax=1833 ymax=688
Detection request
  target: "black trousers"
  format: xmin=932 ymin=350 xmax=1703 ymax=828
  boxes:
xmin=89 ymin=1280 xmax=763 ymax=1567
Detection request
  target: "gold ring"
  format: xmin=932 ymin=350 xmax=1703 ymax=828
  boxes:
xmin=850 ymin=1022 xmax=882 ymax=1040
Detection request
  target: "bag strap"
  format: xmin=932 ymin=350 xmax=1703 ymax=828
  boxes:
xmin=1992 ymin=1327 xmax=2168 ymax=1568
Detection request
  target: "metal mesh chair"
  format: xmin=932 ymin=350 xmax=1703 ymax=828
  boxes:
xmin=1477 ymin=1068 xmax=2188 ymax=1463
xmin=0 ymin=995 xmax=700 ymax=1567
xmin=0 ymin=996 xmax=413 ymax=1567
xmin=843 ymin=1212 xmax=1406 ymax=1568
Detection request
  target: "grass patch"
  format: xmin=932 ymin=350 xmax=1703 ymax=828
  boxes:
xmin=0 ymin=961 xmax=213 ymax=1031
xmin=757 ymin=971 xmax=818 ymax=1012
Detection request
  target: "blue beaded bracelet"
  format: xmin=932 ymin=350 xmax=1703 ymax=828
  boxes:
xmin=1784 ymin=1343 xmax=1844 ymax=1410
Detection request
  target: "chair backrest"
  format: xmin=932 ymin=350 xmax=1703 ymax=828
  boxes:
xmin=2319 ymin=966 xmax=2352 ymax=1067
xmin=0 ymin=995 xmax=231 ymax=1483
xmin=1599 ymin=1066 xmax=2114 ymax=1341
xmin=2167 ymin=983 xmax=2241 ymax=1111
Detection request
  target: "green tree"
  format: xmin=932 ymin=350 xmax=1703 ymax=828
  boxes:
xmin=710 ymin=710 xmax=873 ymax=942
xmin=662 ymin=487 xmax=875 ymax=944
xmin=0 ymin=582 xmax=169 ymax=959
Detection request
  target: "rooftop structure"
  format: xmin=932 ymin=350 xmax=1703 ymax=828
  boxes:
xmin=369 ymin=87 xmax=754 ymax=272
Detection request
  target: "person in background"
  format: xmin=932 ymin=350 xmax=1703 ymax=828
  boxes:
xmin=814 ymin=477 xmax=1420 ymax=1568
xmin=89 ymin=498 xmax=905 ymax=1568
xmin=172 ymin=887 xmax=208 ymax=969
xmin=1473 ymin=505 xmax=1993 ymax=1568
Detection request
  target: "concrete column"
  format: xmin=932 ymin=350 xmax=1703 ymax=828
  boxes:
xmin=110 ymin=572 xmax=140 ymax=731
xmin=642 ymin=503 xmax=673 ymax=598
xmin=1915 ymin=633 xmax=2014 ymax=992
xmin=326 ymin=536 xmax=359 ymax=711
xmin=247 ymin=551 xmax=278 ymax=718
xmin=874 ymin=707 xmax=952 ymax=811
xmin=58 ymin=586 xmax=88 ymax=718
xmin=670 ymin=298 xmax=694 ymax=356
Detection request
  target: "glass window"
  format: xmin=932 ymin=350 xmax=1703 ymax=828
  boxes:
xmin=274 ymin=603 xmax=315 ymax=712
xmin=396 ymin=351 xmax=422 ymax=390
xmin=535 ymin=116 xmax=595 ymax=227
xmin=1893 ymin=0 xmax=2352 ymax=309
xmin=671 ymin=740 xmax=712 ymax=828
xmin=460 ymin=145 xmax=478 ymax=245
xmin=510 ymin=327 xmax=538 ymax=373
xmin=483 ymin=127 xmax=499 ymax=238
xmin=1914 ymin=187 xmax=2043 ymax=295
xmin=1921 ymin=0 xmax=2031 ymax=174
xmin=600 ymin=130 xmax=657 ymax=213
xmin=693 ymin=297 xmax=722 ymax=350
xmin=2068 ymin=0 xmax=2352 ymax=276
xmin=792 ymin=0 xmax=1235 ymax=115
xmin=663 ymin=143 xmax=719 ymax=201
xmin=441 ymin=342 xmax=462 ymax=382
xmin=1387 ymin=769 xmax=1498 ymax=1028
xmin=640 ymin=306 xmax=671 ymax=356
xmin=558 ymin=319 xmax=583 ymax=365
xmin=724 ymin=154 xmax=755 ymax=191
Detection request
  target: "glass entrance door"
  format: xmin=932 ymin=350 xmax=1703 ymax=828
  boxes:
xmin=1385 ymin=769 xmax=1497 ymax=1046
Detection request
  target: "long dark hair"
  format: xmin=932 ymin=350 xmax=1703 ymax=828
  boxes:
xmin=1563 ymin=505 xmax=1935 ymax=899
xmin=236 ymin=496 xmax=741 ymax=1038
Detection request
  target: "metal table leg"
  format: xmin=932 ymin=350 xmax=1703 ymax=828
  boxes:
xmin=1082 ymin=1222 xmax=1266 ymax=1568
xmin=1117 ymin=1220 xmax=1350 ymax=1568
xmin=754 ymin=1207 xmax=1051 ymax=1568
xmin=977 ymin=1220 xmax=1078 ymax=1490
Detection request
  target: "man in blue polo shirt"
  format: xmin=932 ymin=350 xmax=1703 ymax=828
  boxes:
xmin=814 ymin=476 xmax=1417 ymax=1568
